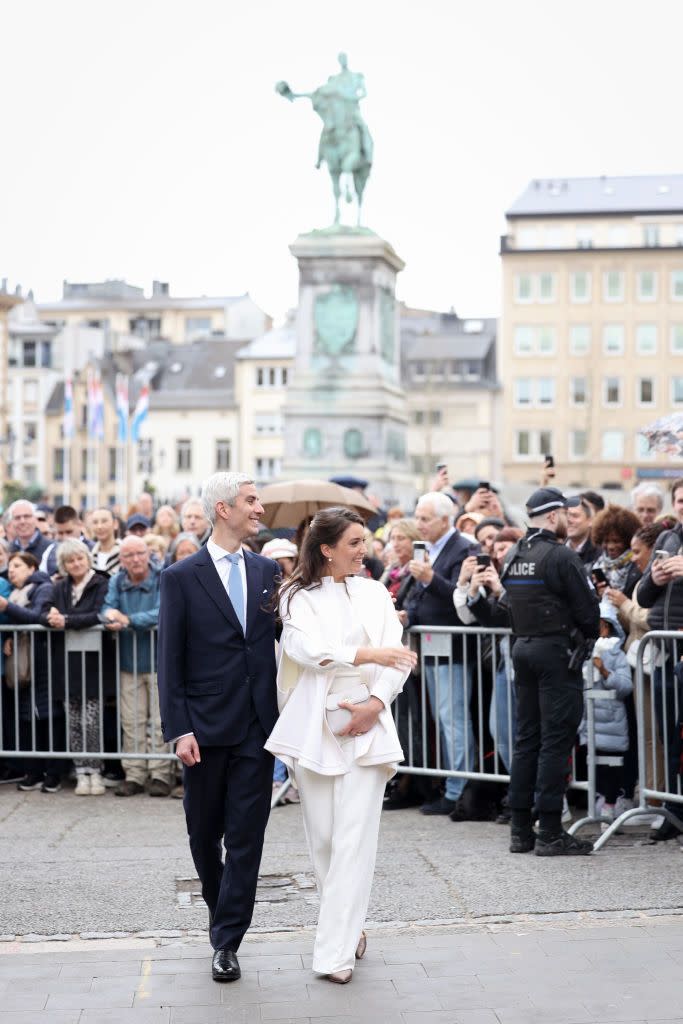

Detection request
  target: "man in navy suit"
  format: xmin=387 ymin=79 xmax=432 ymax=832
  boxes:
xmin=157 ymin=472 xmax=279 ymax=983
xmin=403 ymin=491 xmax=479 ymax=817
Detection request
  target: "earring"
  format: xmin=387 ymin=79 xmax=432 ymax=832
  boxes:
xmin=328 ymin=557 xmax=332 ymax=563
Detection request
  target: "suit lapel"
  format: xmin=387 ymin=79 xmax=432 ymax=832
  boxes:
xmin=432 ymin=531 xmax=457 ymax=571
xmin=244 ymin=550 xmax=262 ymax=635
xmin=192 ymin=546 xmax=243 ymax=634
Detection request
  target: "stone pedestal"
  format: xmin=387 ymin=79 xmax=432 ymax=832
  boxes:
xmin=282 ymin=228 xmax=413 ymax=505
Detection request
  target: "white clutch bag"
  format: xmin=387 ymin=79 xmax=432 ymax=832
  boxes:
xmin=325 ymin=683 xmax=371 ymax=735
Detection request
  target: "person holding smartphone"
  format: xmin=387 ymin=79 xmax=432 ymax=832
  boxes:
xmin=636 ymin=476 xmax=683 ymax=841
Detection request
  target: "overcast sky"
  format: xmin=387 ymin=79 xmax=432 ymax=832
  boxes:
xmin=1 ymin=0 xmax=681 ymax=323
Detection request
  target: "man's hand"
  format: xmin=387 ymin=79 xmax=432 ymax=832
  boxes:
xmin=429 ymin=467 xmax=450 ymax=493
xmin=337 ymin=695 xmax=384 ymax=737
xmin=408 ymin=559 xmax=434 ymax=585
xmin=458 ymin=555 xmax=479 ymax=588
xmin=103 ymin=609 xmax=130 ymax=630
xmin=655 ymin=554 xmax=683 ymax=581
xmin=482 ymin=565 xmax=503 ymax=597
xmin=176 ymin=734 xmax=201 ymax=767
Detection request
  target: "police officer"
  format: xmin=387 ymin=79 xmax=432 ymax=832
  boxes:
xmin=502 ymin=487 xmax=600 ymax=856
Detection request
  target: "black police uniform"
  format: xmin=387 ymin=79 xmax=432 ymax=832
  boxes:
xmin=503 ymin=525 xmax=599 ymax=839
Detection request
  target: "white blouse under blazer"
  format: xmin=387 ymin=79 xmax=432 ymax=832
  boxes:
xmin=265 ymin=575 xmax=410 ymax=777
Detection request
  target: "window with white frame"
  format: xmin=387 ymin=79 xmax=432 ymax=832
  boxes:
xmin=254 ymin=413 xmax=282 ymax=435
xmin=636 ymin=271 xmax=657 ymax=302
xmin=603 ymin=270 xmax=624 ymax=302
xmin=635 ymin=433 xmax=655 ymax=461
xmin=570 ymin=377 xmax=588 ymax=405
xmin=671 ymin=324 xmax=683 ymax=354
xmin=514 ymin=378 xmax=532 ymax=406
xmin=643 ymin=224 xmax=660 ymax=247
xmin=514 ymin=274 xmax=533 ymax=303
xmin=569 ymin=430 xmax=588 ymax=459
xmin=255 ymin=456 xmax=281 ymax=480
xmin=672 ymin=377 xmax=683 ymax=405
xmin=537 ymin=377 xmax=555 ymax=406
xmin=603 ymin=377 xmax=622 ymax=406
xmin=635 ymin=324 xmax=657 ymax=355
xmin=637 ymin=377 xmax=655 ymax=406
xmin=603 ymin=324 xmax=625 ymax=355
xmin=570 ymin=272 xmax=591 ymax=303
xmin=671 ymin=270 xmax=683 ymax=300
xmin=537 ymin=326 xmax=556 ymax=355
xmin=576 ymin=225 xmax=594 ymax=248
xmin=602 ymin=431 xmax=624 ymax=460
xmin=538 ymin=273 xmax=557 ymax=303
xmin=215 ymin=439 xmax=231 ymax=471
xmin=569 ymin=324 xmax=591 ymax=355
xmin=513 ymin=326 xmax=534 ymax=354
xmin=185 ymin=317 xmax=212 ymax=341
xmin=514 ymin=429 xmax=553 ymax=460
xmin=176 ymin=439 xmax=192 ymax=472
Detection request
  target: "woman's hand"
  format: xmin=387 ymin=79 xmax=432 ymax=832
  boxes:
xmin=337 ymin=695 xmax=384 ymax=736
xmin=469 ymin=566 xmax=486 ymax=598
xmin=482 ymin=565 xmax=503 ymax=597
xmin=458 ymin=555 xmax=478 ymax=588
xmin=47 ymin=607 xmax=66 ymax=628
xmin=606 ymin=587 xmax=626 ymax=608
xmin=354 ymin=645 xmax=417 ymax=671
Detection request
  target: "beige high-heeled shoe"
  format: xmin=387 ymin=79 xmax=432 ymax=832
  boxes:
xmin=327 ymin=969 xmax=352 ymax=984
xmin=355 ymin=931 xmax=367 ymax=960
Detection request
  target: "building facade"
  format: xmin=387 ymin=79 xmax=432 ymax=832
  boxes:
xmin=501 ymin=174 xmax=683 ymax=489
xmin=37 ymin=279 xmax=271 ymax=346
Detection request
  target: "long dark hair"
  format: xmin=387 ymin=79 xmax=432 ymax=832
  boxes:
xmin=279 ymin=506 xmax=365 ymax=615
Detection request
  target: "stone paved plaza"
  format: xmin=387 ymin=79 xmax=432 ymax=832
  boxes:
xmin=1 ymin=785 xmax=682 ymax=1022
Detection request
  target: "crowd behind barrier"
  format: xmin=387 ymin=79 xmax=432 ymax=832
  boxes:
xmin=0 ymin=477 xmax=682 ymax=850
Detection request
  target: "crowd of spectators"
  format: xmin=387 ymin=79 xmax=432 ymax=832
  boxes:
xmin=0 ymin=477 xmax=681 ymax=843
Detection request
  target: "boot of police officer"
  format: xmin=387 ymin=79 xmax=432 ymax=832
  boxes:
xmin=504 ymin=488 xmax=600 ymax=856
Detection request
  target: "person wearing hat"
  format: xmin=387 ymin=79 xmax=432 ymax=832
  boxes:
xmin=126 ymin=513 xmax=151 ymax=537
xmin=260 ymin=538 xmax=298 ymax=579
xmin=501 ymin=486 xmax=599 ymax=856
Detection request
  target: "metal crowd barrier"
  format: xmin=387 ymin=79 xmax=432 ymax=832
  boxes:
xmin=0 ymin=624 xmax=173 ymax=764
xmin=591 ymin=630 xmax=683 ymax=852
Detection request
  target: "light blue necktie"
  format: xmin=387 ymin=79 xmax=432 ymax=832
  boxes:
xmin=226 ymin=553 xmax=245 ymax=633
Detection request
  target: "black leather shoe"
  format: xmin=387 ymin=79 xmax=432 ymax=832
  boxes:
xmin=420 ymin=796 xmax=456 ymax=816
xmin=535 ymin=831 xmax=593 ymax=856
xmin=649 ymin=817 xmax=682 ymax=842
xmin=509 ymin=831 xmax=535 ymax=853
xmin=212 ymin=949 xmax=241 ymax=982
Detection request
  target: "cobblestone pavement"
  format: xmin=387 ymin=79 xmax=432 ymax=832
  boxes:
xmin=1 ymin=785 xmax=682 ymax=1021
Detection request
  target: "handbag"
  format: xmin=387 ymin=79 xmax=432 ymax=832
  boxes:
xmin=325 ymin=683 xmax=371 ymax=735
xmin=4 ymin=584 xmax=32 ymax=690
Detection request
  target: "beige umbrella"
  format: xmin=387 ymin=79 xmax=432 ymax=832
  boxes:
xmin=258 ymin=479 xmax=376 ymax=529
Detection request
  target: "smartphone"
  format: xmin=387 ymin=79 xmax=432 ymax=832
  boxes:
xmin=476 ymin=554 xmax=491 ymax=568
xmin=412 ymin=541 xmax=428 ymax=562
xmin=592 ymin=567 xmax=608 ymax=585
xmin=653 ymin=549 xmax=670 ymax=561
xmin=544 ymin=454 xmax=555 ymax=468
xmin=478 ymin=481 xmax=490 ymax=491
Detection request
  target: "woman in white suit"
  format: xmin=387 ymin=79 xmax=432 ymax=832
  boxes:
xmin=266 ymin=507 xmax=416 ymax=984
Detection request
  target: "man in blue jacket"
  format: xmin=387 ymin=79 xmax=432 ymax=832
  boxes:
xmin=100 ymin=535 xmax=173 ymax=797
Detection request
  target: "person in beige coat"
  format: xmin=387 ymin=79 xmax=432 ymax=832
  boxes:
xmin=266 ymin=507 xmax=416 ymax=985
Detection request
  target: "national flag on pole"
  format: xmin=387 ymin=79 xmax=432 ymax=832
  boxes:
xmin=87 ymin=368 xmax=105 ymax=441
xmin=131 ymin=384 xmax=149 ymax=442
xmin=63 ymin=376 xmax=74 ymax=440
xmin=115 ymin=374 xmax=129 ymax=443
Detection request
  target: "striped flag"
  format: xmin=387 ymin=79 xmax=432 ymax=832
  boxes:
xmin=131 ymin=384 xmax=149 ymax=442
xmin=63 ymin=376 xmax=74 ymax=440
xmin=87 ymin=368 xmax=105 ymax=441
xmin=115 ymin=374 xmax=129 ymax=443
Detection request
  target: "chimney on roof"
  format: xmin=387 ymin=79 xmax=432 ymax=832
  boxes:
xmin=152 ymin=280 xmax=169 ymax=297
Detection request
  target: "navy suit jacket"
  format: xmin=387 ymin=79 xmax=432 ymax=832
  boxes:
xmin=157 ymin=544 xmax=279 ymax=747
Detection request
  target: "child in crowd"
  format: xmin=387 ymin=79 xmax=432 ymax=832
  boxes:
xmin=579 ymin=601 xmax=632 ymax=825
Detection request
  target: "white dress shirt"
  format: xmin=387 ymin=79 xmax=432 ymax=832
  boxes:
xmin=174 ymin=538 xmax=249 ymax=745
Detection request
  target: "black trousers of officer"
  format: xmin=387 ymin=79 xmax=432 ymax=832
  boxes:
xmin=508 ymin=635 xmax=583 ymax=815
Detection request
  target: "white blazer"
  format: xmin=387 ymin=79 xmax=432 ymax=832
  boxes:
xmin=265 ymin=575 xmax=409 ymax=777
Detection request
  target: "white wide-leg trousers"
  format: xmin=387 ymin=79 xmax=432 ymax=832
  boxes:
xmin=295 ymin=759 xmax=387 ymax=974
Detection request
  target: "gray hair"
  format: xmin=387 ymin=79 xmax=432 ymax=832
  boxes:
xmin=168 ymin=531 xmax=201 ymax=561
xmin=416 ymin=491 xmax=455 ymax=522
xmin=631 ymin=482 xmax=664 ymax=511
xmin=8 ymin=499 xmax=36 ymax=519
xmin=201 ymin=472 xmax=254 ymax=526
xmin=57 ymin=538 xmax=93 ymax=575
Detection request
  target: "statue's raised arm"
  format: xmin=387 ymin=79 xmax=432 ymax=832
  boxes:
xmin=275 ymin=53 xmax=373 ymax=227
